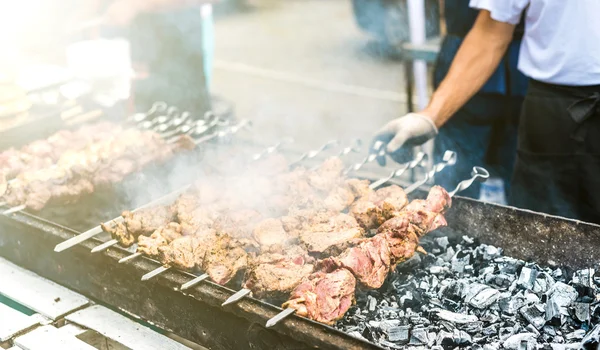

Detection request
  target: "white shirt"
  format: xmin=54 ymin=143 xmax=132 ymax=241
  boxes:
xmin=470 ymin=0 xmax=600 ymax=86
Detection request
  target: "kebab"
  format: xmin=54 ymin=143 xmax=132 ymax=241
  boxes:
xmin=267 ymin=167 xmax=489 ymax=327
xmin=221 ymin=153 xmax=451 ymax=306
xmin=51 ymin=120 xmax=252 ymax=253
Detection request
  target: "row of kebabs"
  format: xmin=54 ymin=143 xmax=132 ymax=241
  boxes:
xmin=0 ymin=121 xmax=195 ymax=211
xmin=99 ymin=154 xmax=452 ymax=325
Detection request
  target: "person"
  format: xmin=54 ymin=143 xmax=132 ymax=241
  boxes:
xmin=100 ymin=0 xmax=218 ymax=114
xmin=373 ymin=1 xmax=600 ymax=223
xmin=377 ymin=0 xmax=527 ymax=202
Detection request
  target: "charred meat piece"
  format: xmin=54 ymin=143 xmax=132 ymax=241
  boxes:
xmin=349 ymin=185 xmax=408 ymax=230
xmin=282 ymin=268 xmax=356 ymax=325
xmin=350 ymin=199 xmax=385 ymax=230
xmin=137 ymin=223 xmax=183 ymax=258
xmin=243 ymin=248 xmax=314 ymax=300
xmin=202 ymin=232 xmax=248 ymax=285
xmin=373 ymin=185 xmax=408 ymax=219
xmin=101 ymin=221 xmax=135 ymax=247
xmin=175 ymin=193 xmax=218 ymax=236
xmin=122 ymin=206 xmax=176 ymax=238
xmin=215 ymin=209 xmax=264 ymax=239
xmin=320 ymin=234 xmax=392 ymax=289
xmin=299 ymin=214 xmax=365 ymax=254
xmin=345 ymin=178 xmax=373 ymax=198
xmin=252 ymin=218 xmax=292 ymax=246
xmin=158 ymin=235 xmax=208 ymax=271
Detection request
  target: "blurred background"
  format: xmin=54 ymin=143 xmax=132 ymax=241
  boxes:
xmin=0 ymin=0 xmax=443 ymax=150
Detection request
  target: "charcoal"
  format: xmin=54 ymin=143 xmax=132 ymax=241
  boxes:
xmin=542 ymin=325 xmax=557 ymax=336
xmin=348 ymin=331 xmax=368 ymax=341
xmin=502 ymin=333 xmax=538 ymax=350
xmin=466 ymin=284 xmax=500 ymax=309
xmin=480 ymin=310 xmax=500 ymax=324
xmin=553 ymin=335 xmax=564 ymax=343
xmin=409 ymin=316 xmax=430 ymax=326
xmin=368 ymin=295 xmax=377 ymax=312
xmin=460 ymin=321 xmax=483 ymax=334
xmin=499 ymin=327 xmax=515 ymax=341
xmin=518 ymin=267 xmax=540 ymax=290
xmin=533 ymin=273 xmax=555 ymax=294
xmin=572 ymin=268 xmax=595 ymax=288
xmin=565 ymin=329 xmax=585 ymax=341
xmin=572 ymin=302 xmax=591 ymax=323
xmin=483 ymin=343 xmax=501 ymax=350
xmin=434 ymin=309 xmax=478 ymax=324
xmin=545 ymin=282 xmax=577 ymax=324
xmin=378 ymin=340 xmax=404 ymax=349
xmin=482 ymin=324 xmax=499 ymax=336
xmin=387 ymin=325 xmax=410 ymax=344
xmin=462 ymin=235 xmax=475 ymax=245
xmin=409 ymin=327 xmax=429 ymax=345
xmin=451 ymin=253 xmax=471 ymax=274
xmin=441 ymin=279 xmax=468 ymax=301
xmin=500 ymin=293 xmax=526 ymax=315
xmin=435 ymin=329 xmax=471 ymax=347
xmin=525 ymin=324 xmax=540 ymax=335
xmin=481 ymin=245 xmax=502 ymax=261
xmin=497 ymin=257 xmax=525 ymax=275
xmin=440 ymin=246 xmax=455 ymax=263
xmin=435 ymin=236 xmax=449 ymax=250
xmin=490 ymin=273 xmax=515 ymax=289
xmin=524 ymin=291 xmax=541 ymax=305
xmin=581 ymin=324 xmax=600 ymax=349
xmin=429 ymin=266 xmax=449 ymax=275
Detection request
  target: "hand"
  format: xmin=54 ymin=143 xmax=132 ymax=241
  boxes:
xmin=371 ymin=113 xmax=438 ymax=166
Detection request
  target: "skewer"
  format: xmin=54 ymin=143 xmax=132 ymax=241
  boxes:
xmin=180 ymin=273 xmax=210 ymax=290
xmin=309 ymin=139 xmax=362 ymax=171
xmin=344 ymin=141 xmax=385 ymax=175
xmin=266 ymin=308 xmax=296 ymax=328
xmin=222 ymin=288 xmax=252 ymax=306
xmin=90 ymin=239 xmax=119 ymax=253
xmin=265 ymin=163 xmax=488 ymax=328
xmin=221 ymin=150 xmax=427 ymax=307
xmin=2 ymin=205 xmax=26 ymax=215
xmin=54 ymin=185 xmax=190 ymax=253
xmin=128 ymin=102 xmax=168 ymax=124
xmin=116 ymin=139 xmax=292 ymax=264
xmin=369 ymin=151 xmax=427 ymax=189
xmin=141 ymin=266 xmax=171 ymax=281
xmin=118 ymin=252 xmax=142 ymax=263
xmin=250 ymin=137 xmax=294 ymax=161
xmin=289 ymin=140 xmax=340 ymax=168
xmin=404 ymin=150 xmax=458 ymax=194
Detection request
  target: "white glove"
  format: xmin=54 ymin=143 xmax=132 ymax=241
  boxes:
xmin=371 ymin=113 xmax=438 ymax=165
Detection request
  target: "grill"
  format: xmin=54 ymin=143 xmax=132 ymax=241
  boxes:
xmin=1 ymin=114 xmax=600 ymax=349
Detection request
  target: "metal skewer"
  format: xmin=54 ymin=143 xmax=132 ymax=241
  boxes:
xmin=265 ymin=163 xmax=487 ymax=329
xmin=141 ymin=266 xmax=171 ymax=281
xmin=404 ymin=150 xmax=458 ymax=194
xmin=369 ymin=151 xmax=427 ymax=190
xmin=54 ymin=186 xmax=190 ymax=253
xmin=344 ymin=141 xmax=385 ymax=175
xmin=222 ymin=289 xmax=252 ymax=306
xmin=289 ymin=140 xmax=339 ymax=168
xmin=251 ymin=137 xmax=294 ymax=161
xmin=2 ymin=205 xmax=26 ymax=215
xmin=118 ymin=252 xmax=142 ymax=263
xmin=90 ymin=239 xmax=119 ymax=253
xmin=180 ymin=273 xmax=210 ymax=291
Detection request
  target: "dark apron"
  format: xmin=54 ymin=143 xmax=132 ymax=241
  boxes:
xmin=510 ymin=80 xmax=600 ymax=224
xmin=431 ymin=0 xmax=526 ymax=198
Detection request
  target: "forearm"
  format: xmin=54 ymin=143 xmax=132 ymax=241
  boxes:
xmin=423 ymin=11 xmax=516 ymax=127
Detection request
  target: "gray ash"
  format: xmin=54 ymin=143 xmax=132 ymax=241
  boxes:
xmin=335 ymin=235 xmax=600 ymax=349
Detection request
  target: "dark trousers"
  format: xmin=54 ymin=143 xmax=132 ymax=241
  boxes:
xmin=510 ymin=80 xmax=600 ymax=224
xmin=433 ymin=93 xmax=523 ymax=198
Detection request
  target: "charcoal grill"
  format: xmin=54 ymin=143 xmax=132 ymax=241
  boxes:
xmin=1 ymin=140 xmax=599 ymax=349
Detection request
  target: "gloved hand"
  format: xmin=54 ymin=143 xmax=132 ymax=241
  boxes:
xmin=371 ymin=113 xmax=438 ymax=166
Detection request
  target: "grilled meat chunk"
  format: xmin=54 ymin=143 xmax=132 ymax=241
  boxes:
xmin=137 ymin=223 xmax=183 ymax=258
xmin=243 ymin=248 xmax=314 ymax=300
xmin=323 ymin=185 xmax=355 ymax=212
xmin=101 ymin=221 xmax=134 ymax=247
xmin=202 ymin=232 xmax=248 ymax=285
xmin=123 ymin=206 xmax=176 ymax=237
xmin=282 ymin=268 xmax=356 ymax=325
xmin=345 ymin=178 xmax=372 ymax=198
xmin=320 ymin=235 xmax=392 ymax=289
xmin=299 ymin=214 xmax=365 ymax=254
xmin=158 ymin=235 xmax=208 ymax=270
xmin=349 ymin=185 xmax=408 ymax=230
xmin=252 ymin=218 xmax=292 ymax=246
